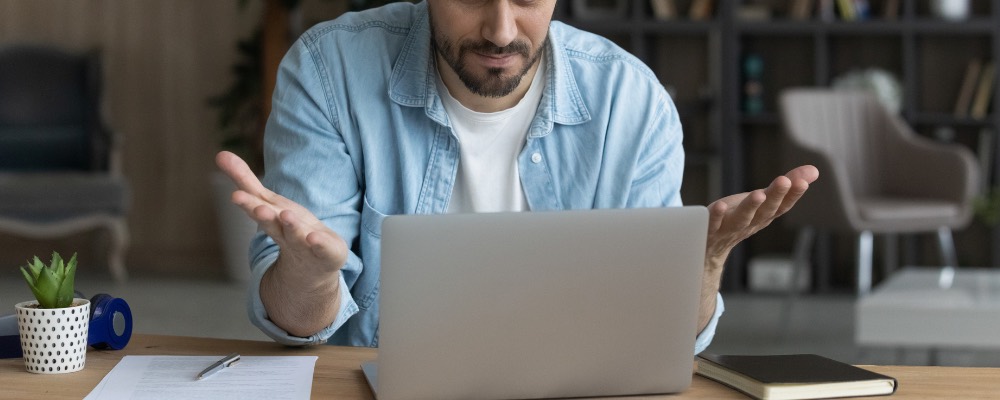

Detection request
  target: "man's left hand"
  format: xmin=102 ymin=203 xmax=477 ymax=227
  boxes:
xmin=705 ymin=165 xmax=819 ymax=270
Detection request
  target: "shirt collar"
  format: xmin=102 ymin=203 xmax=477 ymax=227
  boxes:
xmin=387 ymin=3 xmax=590 ymax=129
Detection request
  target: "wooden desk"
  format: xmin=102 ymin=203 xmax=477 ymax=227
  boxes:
xmin=2 ymin=334 xmax=999 ymax=399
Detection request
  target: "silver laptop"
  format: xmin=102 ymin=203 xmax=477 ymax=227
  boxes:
xmin=363 ymin=206 xmax=708 ymax=400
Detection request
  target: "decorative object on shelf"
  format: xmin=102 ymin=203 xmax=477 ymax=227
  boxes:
xmin=930 ymin=0 xmax=971 ymax=21
xmin=742 ymin=54 xmax=765 ymax=115
xmin=852 ymin=0 xmax=871 ymax=20
xmin=650 ymin=0 xmax=677 ymax=20
xmin=974 ymin=185 xmax=1000 ymax=226
xmin=976 ymin=128 xmax=996 ymax=190
xmin=572 ymin=0 xmax=628 ymax=20
xmin=831 ymin=68 xmax=903 ymax=114
xmin=15 ymin=252 xmax=89 ymax=374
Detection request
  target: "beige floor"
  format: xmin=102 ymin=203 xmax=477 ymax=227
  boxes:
xmin=3 ymin=273 xmax=1000 ymax=367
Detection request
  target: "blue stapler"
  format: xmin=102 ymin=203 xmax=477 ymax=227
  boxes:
xmin=0 ymin=292 xmax=133 ymax=358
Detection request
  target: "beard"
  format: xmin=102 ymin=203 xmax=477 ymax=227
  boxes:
xmin=431 ymin=26 xmax=547 ymax=98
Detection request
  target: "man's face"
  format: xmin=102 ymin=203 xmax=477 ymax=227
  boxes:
xmin=428 ymin=0 xmax=556 ymax=98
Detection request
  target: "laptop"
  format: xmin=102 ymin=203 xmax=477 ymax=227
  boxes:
xmin=364 ymin=206 xmax=708 ymax=400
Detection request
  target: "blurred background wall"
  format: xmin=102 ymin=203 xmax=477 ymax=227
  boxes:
xmin=0 ymin=0 xmax=347 ymax=278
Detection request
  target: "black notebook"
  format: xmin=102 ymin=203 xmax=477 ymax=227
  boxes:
xmin=696 ymin=353 xmax=897 ymax=400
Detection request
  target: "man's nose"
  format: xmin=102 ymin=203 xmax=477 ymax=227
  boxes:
xmin=482 ymin=1 xmax=517 ymax=48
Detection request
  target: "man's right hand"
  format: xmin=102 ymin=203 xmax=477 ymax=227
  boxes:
xmin=215 ymin=151 xmax=346 ymax=337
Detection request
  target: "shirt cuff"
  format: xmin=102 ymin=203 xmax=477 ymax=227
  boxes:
xmin=246 ymin=252 xmax=359 ymax=346
xmin=693 ymin=292 xmax=725 ymax=355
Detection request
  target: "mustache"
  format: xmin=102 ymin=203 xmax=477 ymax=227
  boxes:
xmin=460 ymin=40 xmax=531 ymax=57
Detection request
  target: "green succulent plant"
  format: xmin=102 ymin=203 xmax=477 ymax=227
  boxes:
xmin=20 ymin=252 xmax=78 ymax=309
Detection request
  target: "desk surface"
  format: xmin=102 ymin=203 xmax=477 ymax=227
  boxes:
xmin=2 ymin=334 xmax=999 ymax=399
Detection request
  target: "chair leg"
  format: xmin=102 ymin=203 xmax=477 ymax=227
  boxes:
xmin=882 ymin=233 xmax=898 ymax=278
xmin=858 ymin=230 xmax=874 ymax=295
xmin=936 ymin=227 xmax=957 ymax=289
xmin=780 ymin=226 xmax=815 ymax=335
xmin=108 ymin=218 xmax=129 ymax=283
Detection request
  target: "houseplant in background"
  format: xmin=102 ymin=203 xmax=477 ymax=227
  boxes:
xmin=15 ymin=251 xmax=90 ymax=374
xmin=209 ymin=0 xmax=399 ymax=281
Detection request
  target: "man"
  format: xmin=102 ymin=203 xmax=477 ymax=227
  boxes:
xmin=215 ymin=0 xmax=819 ymax=352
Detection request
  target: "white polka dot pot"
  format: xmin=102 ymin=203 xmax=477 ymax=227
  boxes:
xmin=15 ymin=298 xmax=90 ymax=374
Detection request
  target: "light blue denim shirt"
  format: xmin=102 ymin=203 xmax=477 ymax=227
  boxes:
xmin=248 ymin=1 xmax=724 ymax=353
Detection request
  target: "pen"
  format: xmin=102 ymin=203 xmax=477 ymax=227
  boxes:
xmin=196 ymin=352 xmax=240 ymax=380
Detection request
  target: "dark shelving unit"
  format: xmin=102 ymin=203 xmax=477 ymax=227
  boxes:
xmin=557 ymin=0 xmax=1000 ymax=291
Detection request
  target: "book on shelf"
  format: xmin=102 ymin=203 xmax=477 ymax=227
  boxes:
xmin=833 ymin=0 xmax=872 ymax=20
xmin=650 ymin=0 xmax=678 ymax=20
xmin=737 ymin=4 xmax=772 ymax=21
xmin=818 ymin=0 xmax=836 ymax=21
xmin=954 ymin=58 xmax=983 ymax=118
xmin=696 ymin=353 xmax=898 ymax=400
xmin=970 ymin=61 xmax=996 ymax=120
xmin=836 ymin=0 xmax=856 ymax=20
xmin=882 ymin=0 xmax=901 ymax=19
xmin=788 ymin=0 xmax=813 ymax=20
xmin=688 ymin=0 xmax=714 ymax=20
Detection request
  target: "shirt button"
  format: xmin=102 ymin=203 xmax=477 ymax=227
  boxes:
xmin=531 ymin=153 xmax=542 ymax=164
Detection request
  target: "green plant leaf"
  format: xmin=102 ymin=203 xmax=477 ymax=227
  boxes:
xmin=55 ymin=253 xmax=78 ymax=308
xmin=52 ymin=251 xmax=65 ymax=278
xmin=33 ymin=263 xmax=60 ymax=308
xmin=20 ymin=251 xmax=78 ymax=308
xmin=20 ymin=266 xmax=38 ymax=290
xmin=27 ymin=256 xmax=44 ymax=279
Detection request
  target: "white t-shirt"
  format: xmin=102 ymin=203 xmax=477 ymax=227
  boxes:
xmin=438 ymin=57 xmax=546 ymax=213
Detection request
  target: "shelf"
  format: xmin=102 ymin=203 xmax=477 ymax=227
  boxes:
xmin=911 ymin=113 xmax=998 ymax=127
xmin=562 ymin=19 xmax=718 ymax=35
xmin=559 ymin=0 xmax=1000 ymax=288
xmin=740 ymin=114 xmax=781 ymax=125
xmin=735 ymin=19 xmax=996 ymax=35
xmin=736 ymin=21 xmax=906 ymax=35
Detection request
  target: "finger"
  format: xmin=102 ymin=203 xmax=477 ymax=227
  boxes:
xmin=776 ymin=178 xmax=812 ymax=215
xmin=277 ymin=210 xmax=317 ymax=253
xmin=216 ymin=151 xmax=272 ymax=199
xmin=729 ymin=189 xmax=766 ymax=229
xmin=785 ymin=165 xmax=819 ymax=184
xmin=751 ymin=176 xmax=791 ymax=225
xmin=231 ymin=190 xmax=283 ymax=223
xmin=252 ymin=204 xmax=286 ymax=244
xmin=707 ymin=200 xmax=728 ymax=234
xmin=306 ymin=230 xmax=349 ymax=269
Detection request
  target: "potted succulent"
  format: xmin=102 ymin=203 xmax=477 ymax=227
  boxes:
xmin=14 ymin=251 xmax=90 ymax=374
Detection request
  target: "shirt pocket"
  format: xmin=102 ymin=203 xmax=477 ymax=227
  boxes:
xmin=355 ymin=195 xmax=387 ymax=311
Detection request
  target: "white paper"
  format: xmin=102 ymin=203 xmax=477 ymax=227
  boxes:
xmin=84 ymin=355 xmax=318 ymax=400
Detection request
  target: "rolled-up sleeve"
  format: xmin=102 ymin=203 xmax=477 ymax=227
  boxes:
xmin=246 ymin=251 xmax=359 ymax=346
xmin=694 ymin=293 xmax=724 ymax=354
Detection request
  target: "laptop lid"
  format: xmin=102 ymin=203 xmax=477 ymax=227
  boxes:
xmin=370 ymin=206 xmax=708 ymax=400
